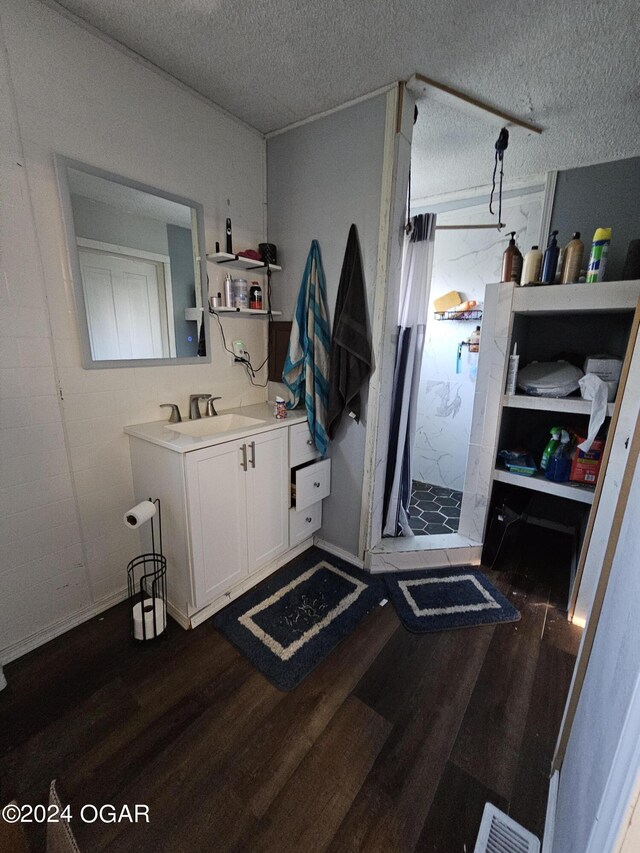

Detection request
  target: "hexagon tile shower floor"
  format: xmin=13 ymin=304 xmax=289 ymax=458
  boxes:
xmin=408 ymin=481 xmax=462 ymax=535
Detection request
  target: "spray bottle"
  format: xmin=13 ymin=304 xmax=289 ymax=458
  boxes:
xmin=541 ymin=426 xmax=562 ymax=471
xmin=586 ymin=228 xmax=612 ymax=282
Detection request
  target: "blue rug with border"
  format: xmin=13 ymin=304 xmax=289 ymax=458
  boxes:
xmin=212 ymin=547 xmax=386 ymax=691
xmin=384 ymin=567 xmax=520 ymax=633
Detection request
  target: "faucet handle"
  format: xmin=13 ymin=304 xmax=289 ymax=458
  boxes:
xmin=206 ymin=396 xmax=222 ymax=417
xmin=160 ymin=403 xmax=182 ymax=423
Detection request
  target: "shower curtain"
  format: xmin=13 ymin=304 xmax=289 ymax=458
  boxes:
xmin=382 ymin=213 xmax=436 ymax=536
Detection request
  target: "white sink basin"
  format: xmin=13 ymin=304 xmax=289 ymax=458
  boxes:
xmin=165 ymin=414 xmax=264 ymax=438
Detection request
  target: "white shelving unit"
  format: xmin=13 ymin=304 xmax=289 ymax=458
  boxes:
xmin=493 ymin=468 xmax=595 ymax=505
xmin=468 ymin=278 xmax=640 ymax=619
xmin=502 ymin=394 xmax=615 ymax=417
xmin=205 ymin=251 xmax=282 ymax=272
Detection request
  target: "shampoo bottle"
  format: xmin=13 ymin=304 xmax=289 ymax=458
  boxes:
xmin=586 ymin=227 xmax=612 ymax=282
xmin=541 ymin=231 xmax=560 ymax=284
xmin=520 ymin=245 xmax=543 ymax=286
xmin=501 ymin=232 xmax=523 ymax=283
xmin=560 ymin=232 xmax=584 ymax=284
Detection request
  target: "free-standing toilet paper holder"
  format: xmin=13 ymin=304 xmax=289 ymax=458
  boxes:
xmin=126 ymin=498 xmax=168 ymax=642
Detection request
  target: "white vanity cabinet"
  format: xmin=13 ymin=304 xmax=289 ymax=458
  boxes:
xmin=126 ymin=405 xmax=329 ymax=629
xmin=185 ymin=429 xmax=288 ymax=608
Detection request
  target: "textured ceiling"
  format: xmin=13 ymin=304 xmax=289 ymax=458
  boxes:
xmin=51 ymin=0 xmax=640 ymax=194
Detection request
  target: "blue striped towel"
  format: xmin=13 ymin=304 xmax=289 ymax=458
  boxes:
xmin=282 ymin=241 xmax=331 ymax=456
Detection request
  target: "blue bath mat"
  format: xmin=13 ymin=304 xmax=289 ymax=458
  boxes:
xmin=212 ymin=548 xmax=386 ymax=691
xmin=384 ymin=567 xmax=520 ymax=633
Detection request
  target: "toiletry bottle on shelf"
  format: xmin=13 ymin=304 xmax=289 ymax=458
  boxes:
xmin=560 ymin=232 xmax=584 ymax=283
xmin=541 ymin=231 xmax=560 ymax=284
xmin=224 ymin=273 xmax=234 ymax=308
xmin=545 ymin=430 xmax=572 ymax=482
xmin=520 ymin=245 xmax=543 ymax=286
xmin=501 ymin=232 xmax=523 ymax=283
xmin=505 ymin=342 xmax=519 ymax=394
xmin=234 ymin=279 xmax=248 ymax=309
xmin=249 ymin=282 xmax=263 ymax=310
xmin=586 ymin=227 xmax=612 ymax=282
xmin=468 ymin=326 xmax=481 ymax=352
xmin=225 ymin=218 xmax=233 ymax=254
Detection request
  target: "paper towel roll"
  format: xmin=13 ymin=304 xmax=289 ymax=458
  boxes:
xmin=132 ymin=597 xmax=166 ymax=640
xmin=124 ymin=500 xmax=156 ymax=529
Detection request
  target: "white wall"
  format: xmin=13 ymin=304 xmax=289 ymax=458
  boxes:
xmin=266 ymin=94 xmax=387 ymax=558
xmin=0 ymin=0 xmax=267 ymax=662
xmin=412 ymin=191 xmax=543 ymax=491
xmin=553 ymin=458 xmax=640 ymax=853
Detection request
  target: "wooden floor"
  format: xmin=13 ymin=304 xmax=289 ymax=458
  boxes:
xmin=0 ymin=526 xmax=581 ymax=852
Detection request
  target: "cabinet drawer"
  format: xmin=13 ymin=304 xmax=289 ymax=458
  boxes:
xmin=294 ymin=458 xmax=331 ymax=510
xmin=289 ymin=421 xmax=319 ymax=468
xmin=289 ymin=502 xmax=322 ymax=546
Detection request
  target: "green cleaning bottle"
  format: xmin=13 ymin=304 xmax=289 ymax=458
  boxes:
xmin=541 ymin=426 xmax=562 ymax=471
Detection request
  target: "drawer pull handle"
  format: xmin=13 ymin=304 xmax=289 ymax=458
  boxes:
xmin=240 ymin=444 xmax=247 ymax=471
xmin=314 ymin=481 xmax=320 ymax=487
xmin=306 ymin=439 xmax=314 ymax=445
xmin=249 ymin=440 xmax=256 ymax=468
xmin=306 ymin=516 xmax=312 ymax=523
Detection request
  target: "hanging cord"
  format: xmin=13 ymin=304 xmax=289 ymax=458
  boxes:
xmin=404 ymin=105 xmax=420 ymax=235
xmin=207 ymin=271 xmax=273 ymax=388
xmin=489 ymin=127 xmax=509 ymax=228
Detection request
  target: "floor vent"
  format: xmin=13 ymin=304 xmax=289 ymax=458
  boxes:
xmin=474 ymin=803 xmax=540 ymax=853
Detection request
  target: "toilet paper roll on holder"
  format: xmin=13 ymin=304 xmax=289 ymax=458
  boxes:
xmin=126 ymin=498 xmax=167 ymax=642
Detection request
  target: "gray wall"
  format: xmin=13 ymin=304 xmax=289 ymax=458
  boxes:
xmin=267 ymin=94 xmax=387 ymax=557
xmin=550 ymin=156 xmax=640 ymax=281
xmin=70 ymin=194 xmax=170 ymax=255
xmin=553 ymin=460 xmax=640 ymax=852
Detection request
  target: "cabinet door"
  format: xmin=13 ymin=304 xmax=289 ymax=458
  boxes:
xmin=245 ymin=429 xmax=288 ymax=573
xmin=185 ymin=440 xmax=248 ymax=608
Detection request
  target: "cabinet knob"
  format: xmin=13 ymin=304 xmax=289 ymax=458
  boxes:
xmin=306 ymin=439 xmax=314 ymax=445
xmin=314 ymin=481 xmax=320 ymax=488
xmin=305 ymin=516 xmax=312 ymax=523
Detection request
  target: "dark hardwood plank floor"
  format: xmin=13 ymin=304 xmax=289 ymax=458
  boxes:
xmin=0 ymin=526 xmax=579 ymax=852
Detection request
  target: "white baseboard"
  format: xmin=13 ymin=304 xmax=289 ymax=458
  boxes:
xmin=542 ymin=770 xmax=559 ymax=853
xmin=0 ymin=587 xmax=129 ymax=666
xmin=313 ymin=537 xmax=365 ymax=569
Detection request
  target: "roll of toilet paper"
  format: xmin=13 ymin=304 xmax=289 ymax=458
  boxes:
xmin=124 ymin=500 xmax=156 ymax=529
xmin=132 ymin=597 xmax=166 ymax=640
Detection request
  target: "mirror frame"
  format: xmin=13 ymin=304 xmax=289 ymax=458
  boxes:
xmin=55 ymin=154 xmax=210 ymax=369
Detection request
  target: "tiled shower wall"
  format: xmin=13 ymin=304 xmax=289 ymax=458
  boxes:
xmin=412 ymin=192 xmax=544 ymax=491
xmin=0 ymin=0 xmax=266 ymax=661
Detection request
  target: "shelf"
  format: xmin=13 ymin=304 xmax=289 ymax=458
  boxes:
xmin=502 ymin=394 xmax=615 ymax=417
xmin=510 ymin=280 xmax=640 ymax=315
xmin=493 ymin=468 xmax=595 ymax=505
xmin=211 ymin=307 xmax=282 ymax=317
xmin=206 ymin=252 xmax=282 ymax=272
xmin=434 ymin=309 xmax=483 ymax=321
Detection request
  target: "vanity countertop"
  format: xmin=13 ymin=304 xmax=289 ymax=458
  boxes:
xmin=124 ymin=402 xmax=308 ymax=453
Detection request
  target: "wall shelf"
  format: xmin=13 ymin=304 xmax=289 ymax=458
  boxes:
xmin=211 ymin=307 xmax=282 ymax=317
xmin=434 ymin=309 xmax=483 ymax=321
xmin=493 ymin=468 xmax=595 ymax=505
xmin=502 ymin=394 xmax=615 ymax=417
xmin=206 ymin=251 xmax=282 ymax=272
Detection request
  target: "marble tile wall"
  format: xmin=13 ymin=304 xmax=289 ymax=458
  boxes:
xmin=412 ymin=193 xmax=543 ymax=490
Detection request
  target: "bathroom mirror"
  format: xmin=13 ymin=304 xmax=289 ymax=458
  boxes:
xmin=55 ymin=156 xmax=209 ymax=368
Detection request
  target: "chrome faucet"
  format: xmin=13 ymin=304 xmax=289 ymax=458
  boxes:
xmin=189 ymin=394 xmax=211 ymax=419
xmin=206 ymin=396 xmax=222 ymax=417
xmin=160 ymin=403 xmax=182 ymax=423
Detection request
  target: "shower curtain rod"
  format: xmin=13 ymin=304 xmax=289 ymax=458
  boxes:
xmin=435 ymin=223 xmax=505 ymax=231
